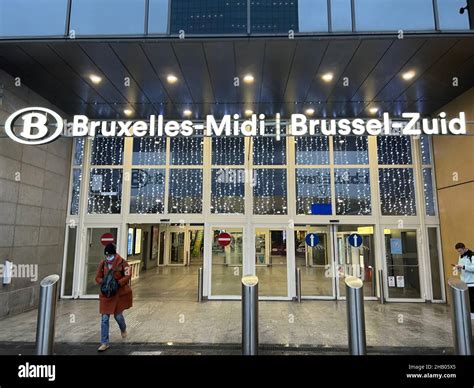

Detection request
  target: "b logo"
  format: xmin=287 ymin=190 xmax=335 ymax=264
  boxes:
xmin=4 ymin=107 xmax=63 ymax=145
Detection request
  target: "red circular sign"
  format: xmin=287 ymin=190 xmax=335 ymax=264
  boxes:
xmin=217 ymin=233 xmax=232 ymax=247
xmin=100 ymin=233 xmax=115 ymax=246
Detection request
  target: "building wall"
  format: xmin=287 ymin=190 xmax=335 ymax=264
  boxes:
xmin=0 ymin=69 xmax=72 ymax=318
xmin=433 ymin=87 xmax=474 ymax=291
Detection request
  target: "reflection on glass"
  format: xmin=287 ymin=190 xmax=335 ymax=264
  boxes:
xmin=211 ymin=169 xmax=245 ymax=214
xmin=211 ymin=228 xmax=243 ymax=296
xmin=133 ymin=138 xmax=166 ymax=165
xmin=331 ymin=0 xmax=352 ymax=31
xmin=295 ymin=136 xmax=330 ymax=165
xmin=333 ymin=136 xmax=369 ymax=165
xmin=296 ymin=169 xmax=331 ymax=215
xmin=170 ymin=232 xmax=185 ymax=264
xmin=253 ymin=169 xmax=287 ymax=215
xmin=255 ymin=230 xmax=288 ymax=297
xmin=437 ymin=0 xmax=470 ymax=30
xmin=88 ymin=168 xmax=122 ymax=214
xmin=379 ymin=168 xmax=416 ymax=216
xmin=130 ymin=169 xmax=165 ymax=214
xmin=377 ymin=136 xmax=412 ymax=165
xmin=294 ymin=229 xmax=333 ymax=297
xmin=354 ymin=0 xmax=435 ymax=31
xmin=168 ymin=169 xmax=203 ymax=213
xmin=148 ymin=0 xmax=170 ymax=34
xmin=334 ymin=168 xmax=371 ymax=215
xmin=212 ymin=137 xmax=245 ymax=165
xmin=91 ymin=137 xmax=124 ymax=165
xmin=385 ymin=229 xmax=421 ymax=299
xmin=428 ymin=228 xmax=443 ymax=300
xmin=298 ymin=0 xmax=328 ymax=32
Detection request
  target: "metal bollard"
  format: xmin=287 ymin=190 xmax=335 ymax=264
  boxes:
xmin=345 ymin=276 xmax=367 ymax=355
xmin=35 ymin=274 xmax=60 ymax=355
xmin=296 ymin=268 xmax=302 ymax=303
xmin=448 ymin=278 xmax=472 ymax=355
xmin=197 ymin=267 xmax=203 ymax=303
xmin=242 ymin=275 xmax=258 ymax=355
xmin=378 ymin=269 xmax=385 ymax=304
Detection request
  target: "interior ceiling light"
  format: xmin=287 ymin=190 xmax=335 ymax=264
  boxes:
xmin=321 ymin=72 xmax=333 ymax=82
xmin=89 ymin=74 xmax=102 ymax=84
xmin=243 ymin=74 xmax=254 ymax=84
xmin=402 ymin=70 xmax=416 ymax=80
xmin=167 ymin=74 xmax=178 ymax=84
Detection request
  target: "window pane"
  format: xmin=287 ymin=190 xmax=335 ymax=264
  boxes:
xmin=133 ymin=138 xmax=166 ymax=165
xmin=253 ymin=169 xmax=287 ymax=214
xmin=379 ymin=168 xmax=416 ymax=216
xmin=298 ymin=0 xmax=328 ymax=32
xmin=170 ymin=137 xmax=203 ymax=165
xmin=211 ymin=169 xmax=245 ymax=214
xmin=252 ymin=0 xmax=298 ymax=33
xmin=91 ymin=137 xmax=124 ymax=166
xmin=437 ymin=0 xmax=470 ymax=30
xmin=423 ymin=168 xmax=436 ymax=216
xmin=73 ymin=138 xmax=85 ymax=166
xmin=333 ymin=136 xmax=369 ymax=165
xmin=170 ymin=0 xmax=247 ymax=34
xmin=212 ymin=137 xmax=245 ymax=165
xmin=168 ymin=169 xmax=203 ymax=213
xmin=253 ymin=128 xmax=286 ymax=165
xmin=130 ymin=169 xmax=165 ymax=214
xmin=385 ymin=229 xmax=421 ymax=299
xmin=295 ymin=136 xmax=330 ymax=165
xmin=88 ymin=168 xmax=122 ymax=214
xmin=148 ymin=0 xmax=170 ymax=34
xmin=428 ymin=228 xmax=443 ymax=300
xmin=334 ymin=168 xmax=371 ymax=215
xmin=70 ymin=0 xmax=146 ymax=36
xmin=70 ymin=168 xmax=82 ymax=216
xmin=0 ymin=0 xmax=68 ymax=37
xmin=377 ymin=136 xmax=413 ymax=165
xmin=355 ymin=0 xmax=435 ymax=31
xmin=63 ymin=227 xmax=77 ymax=296
xmin=296 ymin=169 xmax=331 ymax=215
xmin=420 ymin=135 xmax=431 ymax=164
xmin=331 ymin=0 xmax=352 ymax=32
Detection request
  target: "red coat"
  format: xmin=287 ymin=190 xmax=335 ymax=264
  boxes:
xmin=95 ymin=254 xmax=133 ymax=315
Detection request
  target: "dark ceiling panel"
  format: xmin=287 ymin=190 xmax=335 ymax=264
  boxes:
xmin=259 ymin=40 xmax=296 ymax=103
xmin=374 ymin=38 xmax=458 ymax=102
xmin=234 ymin=40 xmax=265 ymax=105
xmin=141 ymin=42 xmax=193 ymax=105
xmin=110 ymin=42 xmax=170 ymax=104
xmin=80 ymin=42 xmax=149 ymax=105
xmin=173 ymin=42 xmax=215 ymax=104
xmin=203 ymin=41 xmax=236 ymax=104
xmin=283 ymin=40 xmax=328 ymax=103
xmin=351 ymin=38 xmax=426 ymax=103
xmin=305 ymin=40 xmax=360 ymax=103
xmin=327 ymin=39 xmax=392 ymax=102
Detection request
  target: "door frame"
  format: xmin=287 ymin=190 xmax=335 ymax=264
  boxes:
xmin=165 ymin=225 xmax=204 ymax=266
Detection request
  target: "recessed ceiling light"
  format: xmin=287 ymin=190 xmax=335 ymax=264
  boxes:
xmin=321 ymin=72 xmax=333 ymax=82
xmin=245 ymin=109 xmax=253 ymax=116
xmin=167 ymin=74 xmax=178 ymax=84
xmin=369 ymin=107 xmax=379 ymax=114
xmin=89 ymin=74 xmax=102 ymax=84
xmin=183 ymin=109 xmax=192 ymax=116
xmin=305 ymin=108 xmax=315 ymax=115
xmin=123 ymin=109 xmax=133 ymax=116
xmin=243 ymin=74 xmax=254 ymax=84
xmin=402 ymin=70 xmax=416 ymax=80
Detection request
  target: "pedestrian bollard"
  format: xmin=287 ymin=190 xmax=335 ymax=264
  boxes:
xmin=296 ymin=268 xmax=302 ymax=303
xmin=242 ymin=275 xmax=258 ymax=355
xmin=197 ymin=267 xmax=203 ymax=303
xmin=35 ymin=274 xmax=60 ymax=355
xmin=448 ymin=278 xmax=472 ymax=355
xmin=345 ymin=276 xmax=367 ymax=355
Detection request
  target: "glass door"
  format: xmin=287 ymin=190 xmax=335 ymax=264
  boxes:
xmin=255 ymin=228 xmax=288 ymax=297
xmin=335 ymin=225 xmax=376 ymax=299
xmin=168 ymin=226 xmax=204 ymax=266
xmin=83 ymin=227 xmax=118 ymax=295
xmin=294 ymin=226 xmax=334 ymax=298
xmin=169 ymin=229 xmax=186 ymax=265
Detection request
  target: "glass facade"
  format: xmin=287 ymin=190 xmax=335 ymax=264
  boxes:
xmin=251 ymin=0 xmax=298 ymax=33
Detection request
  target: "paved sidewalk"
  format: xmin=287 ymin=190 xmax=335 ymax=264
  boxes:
xmin=0 ymin=299 xmax=460 ymax=354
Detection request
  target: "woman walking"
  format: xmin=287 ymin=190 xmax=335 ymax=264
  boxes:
xmin=95 ymin=243 xmax=133 ymax=352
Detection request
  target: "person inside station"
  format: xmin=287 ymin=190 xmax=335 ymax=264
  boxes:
xmin=454 ymin=242 xmax=474 ymax=320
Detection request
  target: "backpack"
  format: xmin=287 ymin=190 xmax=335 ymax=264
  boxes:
xmin=100 ymin=260 xmax=122 ymax=298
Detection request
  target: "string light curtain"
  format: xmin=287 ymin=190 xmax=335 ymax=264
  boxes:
xmin=296 ymin=168 xmax=331 ymax=214
xmin=70 ymin=138 xmax=85 ymax=215
xmin=420 ymin=135 xmax=436 ymax=216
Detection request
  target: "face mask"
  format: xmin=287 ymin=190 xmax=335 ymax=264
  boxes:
xmin=106 ymin=254 xmax=115 ymax=261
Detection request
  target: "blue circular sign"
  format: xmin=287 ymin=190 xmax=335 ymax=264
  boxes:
xmin=348 ymin=233 xmax=363 ymax=248
xmin=305 ymin=233 xmax=320 ymax=247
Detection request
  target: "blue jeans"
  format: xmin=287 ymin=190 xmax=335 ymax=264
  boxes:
xmin=101 ymin=313 xmax=126 ymax=345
